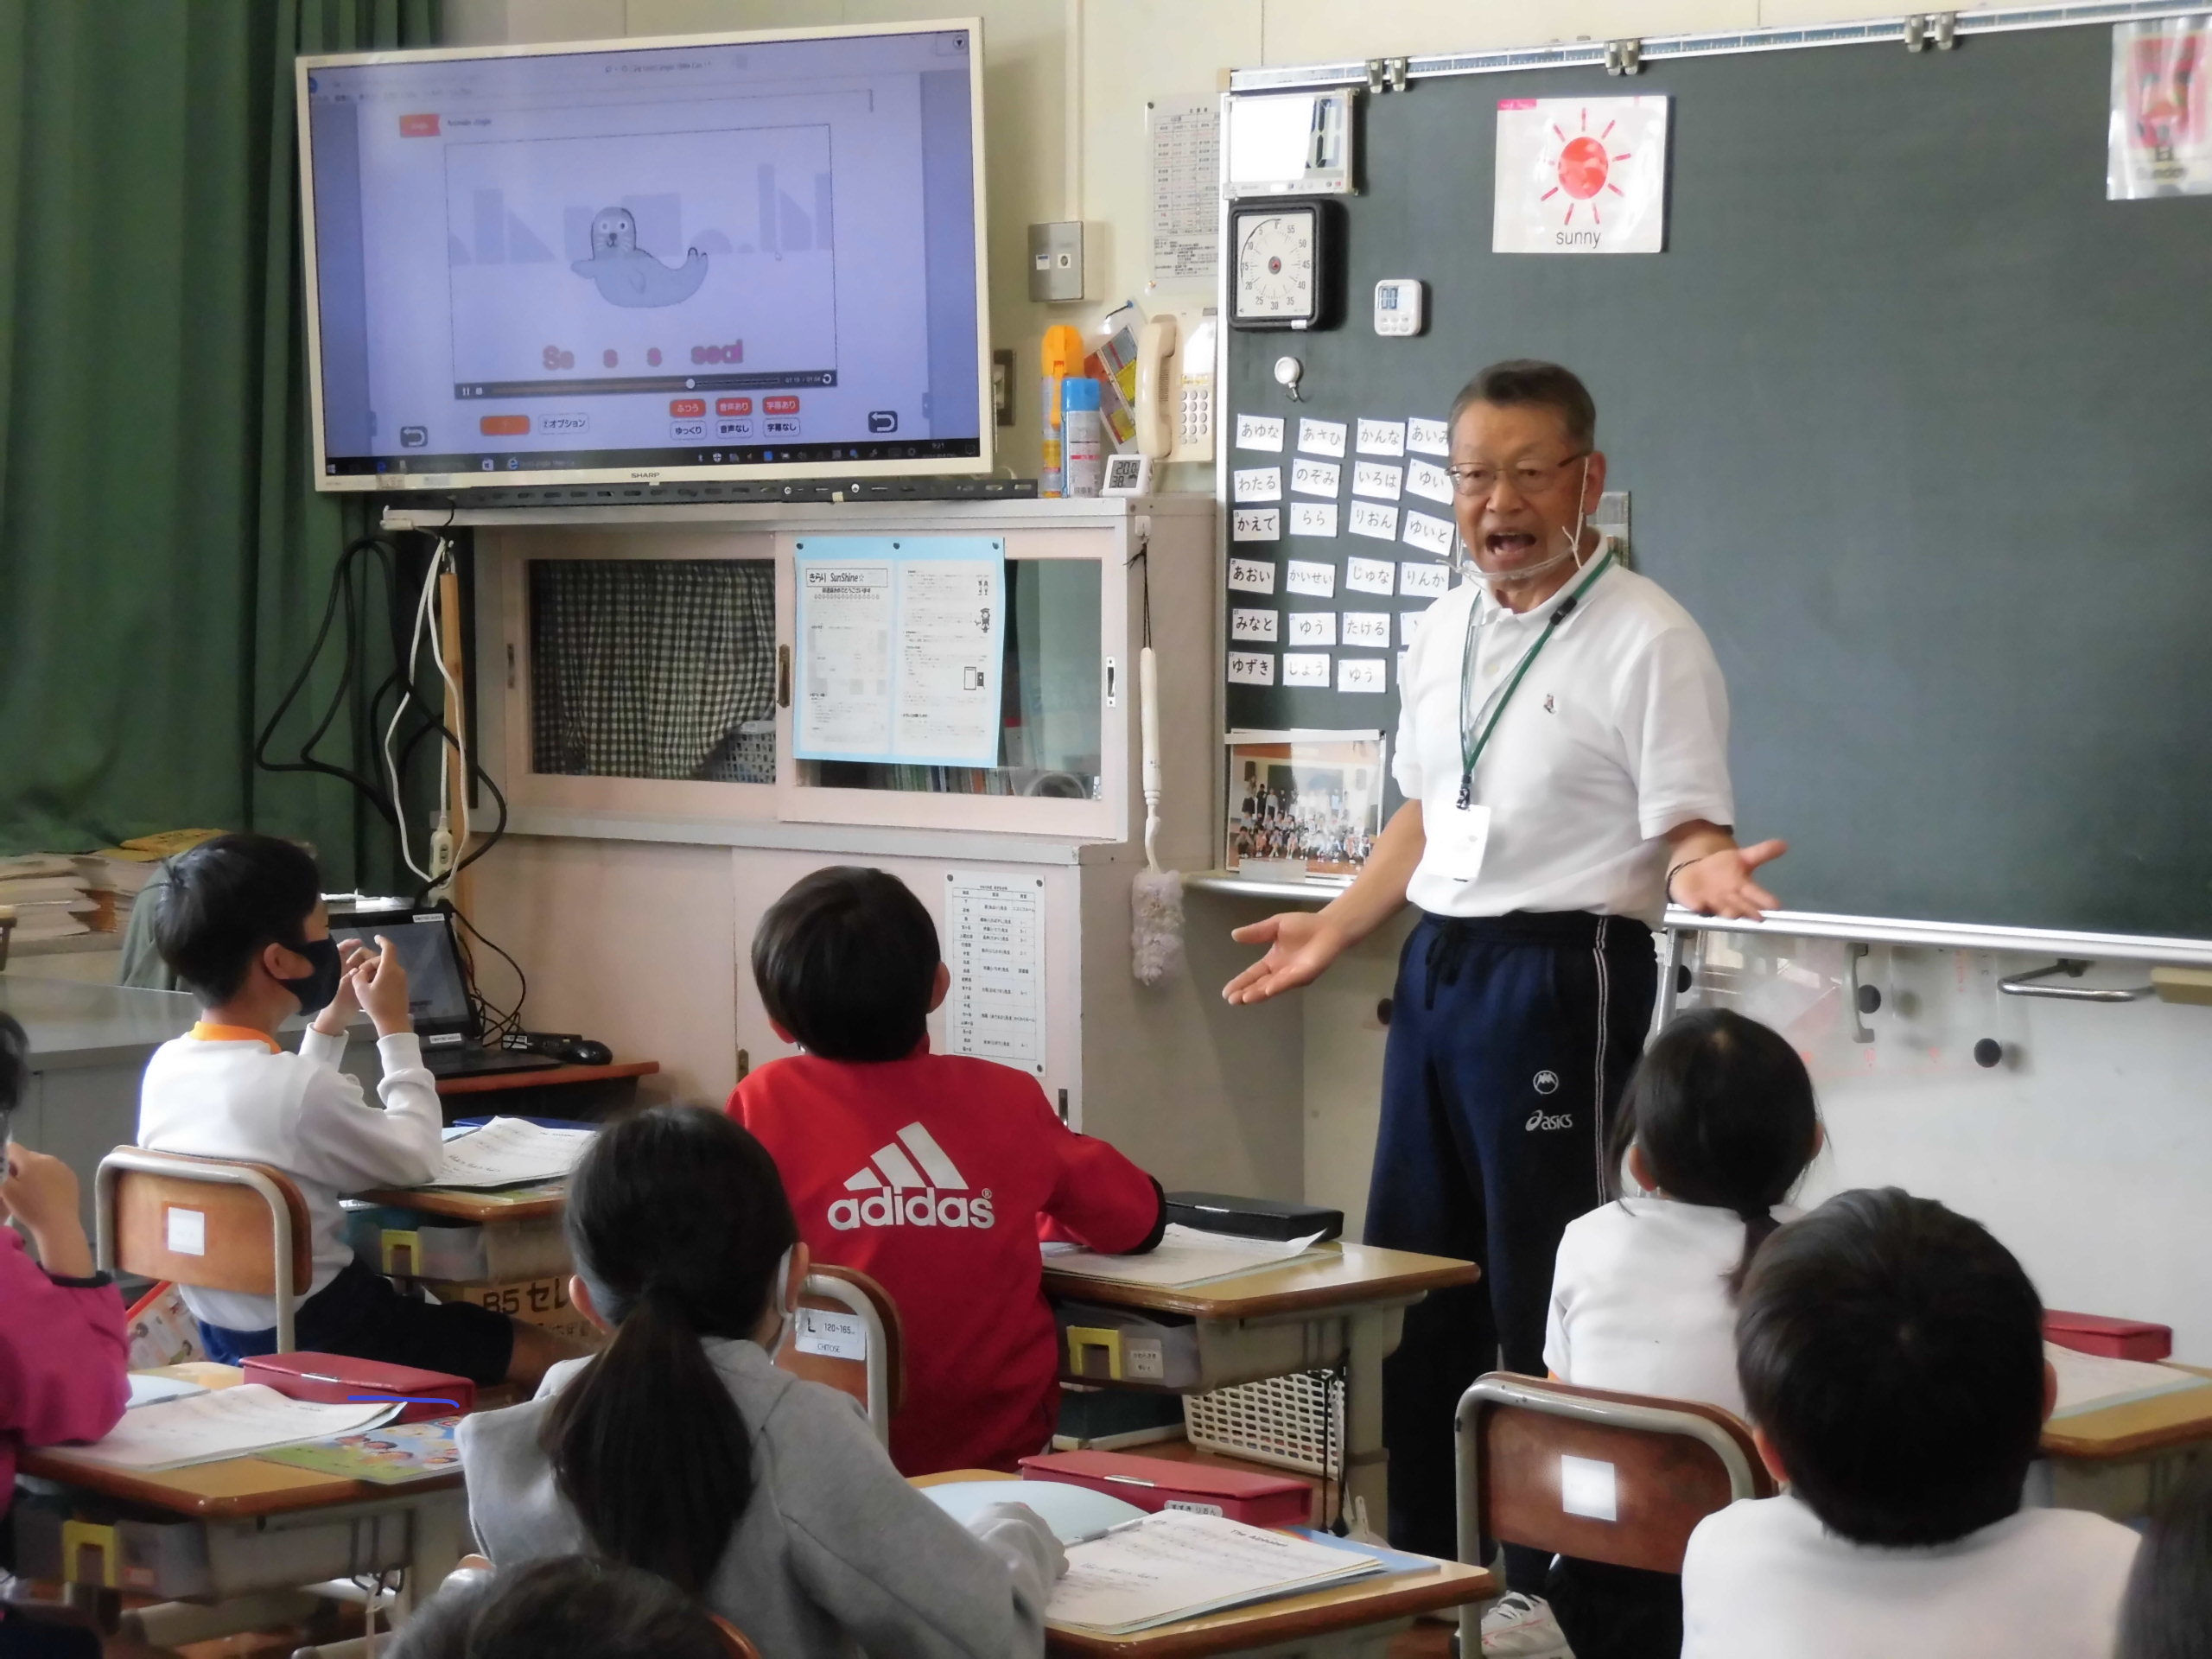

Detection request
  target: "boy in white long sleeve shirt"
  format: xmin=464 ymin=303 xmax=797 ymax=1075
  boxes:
xmin=137 ymin=834 xmax=575 ymax=1387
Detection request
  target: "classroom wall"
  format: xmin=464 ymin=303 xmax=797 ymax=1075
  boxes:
xmin=443 ymin=0 xmax=2212 ymax=1359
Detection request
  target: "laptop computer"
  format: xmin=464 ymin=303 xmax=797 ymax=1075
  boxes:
xmin=325 ymin=906 xmax=561 ymax=1078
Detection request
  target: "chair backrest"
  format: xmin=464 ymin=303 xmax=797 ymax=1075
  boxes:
xmin=1457 ymin=1371 xmax=1775 ymax=1575
xmin=775 ymin=1263 xmax=905 ymax=1445
xmin=710 ymin=1615 xmax=764 ymax=1659
xmin=97 ymin=1147 xmax=314 ymax=1351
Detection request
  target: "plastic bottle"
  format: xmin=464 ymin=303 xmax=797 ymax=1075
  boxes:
xmin=1039 ymin=325 xmax=1084 ymax=497
xmin=1062 ymin=378 xmax=1104 ymax=497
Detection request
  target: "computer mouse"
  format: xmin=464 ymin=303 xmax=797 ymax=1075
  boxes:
xmin=558 ymin=1038 xmax=613 ymax=1066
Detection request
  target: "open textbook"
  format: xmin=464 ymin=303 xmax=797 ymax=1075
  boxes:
xmin=2047 ymin=1342 xmax=2212 ymax=1419
xmin=45 ymin=1387 xmax=400 ymax=1472
xmin=1043 ymin=1224 xmax=1332 ymax=1290
xmin=1046 ymin=1509 xmax=1380 ymax=1635
xmin=428 ymin=1117 xmax=595 ymax=1190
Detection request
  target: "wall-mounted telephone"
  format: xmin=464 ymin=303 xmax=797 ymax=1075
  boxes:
xmin=1134 ymin=309 xmax=1217 ymax=464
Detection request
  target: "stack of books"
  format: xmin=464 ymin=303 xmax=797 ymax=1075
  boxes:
xmin=0 ymin=855 xmax=98 ymax=943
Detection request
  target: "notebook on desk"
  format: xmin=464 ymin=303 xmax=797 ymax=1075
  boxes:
xmin=327 ymin=907 xmax=558 ymax=1078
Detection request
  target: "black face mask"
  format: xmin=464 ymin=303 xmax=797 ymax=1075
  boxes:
xmin=276 ymin=936 xmax=345 ymax=1015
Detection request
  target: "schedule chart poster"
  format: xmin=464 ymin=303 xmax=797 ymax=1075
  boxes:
xmin=792 ymin=537 xmax=1007 ymax=768
xmin=944 ymin=872 xmax=1046 ymax=1073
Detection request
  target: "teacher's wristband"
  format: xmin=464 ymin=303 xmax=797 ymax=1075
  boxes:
xmin=1665 ymin=855 xmax=1708 ymax=904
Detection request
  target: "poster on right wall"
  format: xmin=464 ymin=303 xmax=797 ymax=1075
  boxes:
xmin=2109 ymin=15 xmax=2212 ymax=199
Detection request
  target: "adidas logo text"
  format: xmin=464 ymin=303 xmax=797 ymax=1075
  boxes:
xmin=827 ymin=1122 xmax=996 ymax=1231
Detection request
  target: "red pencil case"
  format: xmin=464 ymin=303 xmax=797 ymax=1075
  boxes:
xmin=1019 ymin=1450 xmax=1312 ymax=1528
xmin=243 ymin=1352 xmax=475 ymax=1423
xmin=2044 ymin=1311 xmax=2172 ymax=1363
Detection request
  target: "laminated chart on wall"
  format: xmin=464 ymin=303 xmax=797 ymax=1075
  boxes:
xmin=944 ymin=872 xmax=1046 ymax=1075
xmin=792 ymin=537 xmax=1006 ymax=767
xmin=1225 ymin=404 xmax=1459 ymax=806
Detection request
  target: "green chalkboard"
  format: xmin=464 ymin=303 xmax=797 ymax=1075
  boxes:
xmin=1223 ymin=22 xmax=2212 ymax=938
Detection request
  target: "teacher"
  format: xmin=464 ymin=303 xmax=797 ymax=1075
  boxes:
xmin=1224 ymin=362 xmax=1785 ymax=1567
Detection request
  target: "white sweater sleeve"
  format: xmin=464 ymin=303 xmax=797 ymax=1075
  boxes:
xmin=289 ymin=1029 xmax=444 ymax=1191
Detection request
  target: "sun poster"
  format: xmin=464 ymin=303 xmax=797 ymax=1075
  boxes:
xmin=1493 ymin=96 xmax=1669 ymax=255
xmin=2109 ymin=16 xmax=2212 ymax=200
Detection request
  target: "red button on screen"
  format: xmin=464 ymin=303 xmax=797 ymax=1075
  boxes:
xmin=717 ymin=397 xmax=753 ymax=416
xmin=478 ymin=415 xmax=530 ymax=435
xmin=764 ymin=395 xmax=800 ymax=415
xmin=399 ymin=113 xmax=441 ymax=137
xmin=670 ymin=398 xmax=707 ymax=418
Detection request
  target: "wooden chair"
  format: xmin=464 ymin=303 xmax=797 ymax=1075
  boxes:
xmin=1454 ymin=1371 xmax=1776 ymax=1651
xmin=710 ymin=1615 xmax=763 ymax=1658
xmin=775 ymin=1264 xmax=905 ymax=1446
xmin=96 ymin=1147 xmax=314 ymax=1353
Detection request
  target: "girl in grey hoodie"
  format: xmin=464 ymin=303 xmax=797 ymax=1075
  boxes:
xmin=458 ymin=1107 xmax=1063 ymax=1657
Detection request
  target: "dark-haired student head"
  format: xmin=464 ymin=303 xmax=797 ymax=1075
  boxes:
xmin=1736 ymin=1186 xmax=2054 ymax=1548
xmin=150 ymin=832 xmax=337 ymax=1011
xmin=2119 ymin=1469 xmax=2212 ymax=1659
xmin=547 ymin=1106 xmax=804 ymax=1594
xmin=0 ymin=1011 xmax=26 ymax=1119
xmin=1610 ymin=1008 xmax=1823 ymax=1294
xmin=391 ymin=1556 xmax=730 ymax=1659
xmin=751 ymin=865 xmax=946 ymax=1062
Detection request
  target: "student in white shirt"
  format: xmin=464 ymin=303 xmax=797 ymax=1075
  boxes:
xmin=136 ymin=834 xmax=575 ymax=1387
xmin=1681 ymin=1187 xmax=2139 ymax=1659
xmin=1535 ymin=1008 xmax=1822 ymax=1659
xmin=2119 ymin=1470 xmax=2212 ymax=1659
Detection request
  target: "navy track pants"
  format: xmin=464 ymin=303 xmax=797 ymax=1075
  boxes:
xmin=1363 ymin=910 xmax=1657 ymax=1565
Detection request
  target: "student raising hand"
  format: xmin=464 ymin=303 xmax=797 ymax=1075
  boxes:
xmin=347 ymin=935 xmax=415 ymax=1037
xmin=1 ymin=1144 xmax=96 ymax=1281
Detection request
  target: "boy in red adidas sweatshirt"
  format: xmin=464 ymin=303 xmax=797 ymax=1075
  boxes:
xmin=730 ymin=867 xmax=1165 ymax=1476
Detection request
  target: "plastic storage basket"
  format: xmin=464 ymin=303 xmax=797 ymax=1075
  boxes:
xmin=1181 ymin=1371 xmax=1344 ymax=1478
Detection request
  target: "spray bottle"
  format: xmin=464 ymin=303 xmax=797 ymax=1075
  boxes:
xmin=1039 ymin=324 xmax=1084 ymax=496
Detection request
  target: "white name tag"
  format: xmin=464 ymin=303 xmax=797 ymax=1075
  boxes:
xmin=1289 ymin=502 xmax=1339 ymax=539
xmin=1230 ymin=607 xmax=1279 ymax=642
xmin=1560 ymin=1454 xmax=1619 ymax=1522
xmin=1406 ymin=416 xmax=1450 ymax=455
xmin=166 ymin=1206 xmax=207 ymax=1256
xmin=1356 ymin=418 xmax=1407 ymax=456
xmin=1287 ymin=611 xmax=1337 ymax=646
xmin=1400 ymin=560 xmax=1449 ymax=597
xmin=1281 ymin=652 xmax=1331 ymax=687
xmin=1402 ymin=510 xmax=1455 ymax=558
xmin=1291 ymin=457 xmax=1340 ymax=498
xmin=1352 ymin=461 xmax=1403 ymax=500
xmin=1338 ymin=657 xmax=1388 ymax=694
xmin=1231 ymin=506 xmax=1281 ymax=542
xmin=1423 ymin=783 xmax=1492 ymax=887
xmin=1341 ymin=612 xmax=1392 ymax=648
xmin=1235 ymin=413 xmax=1285 ymax=452
xmin=1297 ymin=417 xmax=1346 ymax=457
xmin=1405 ymin=458 xmax=1454 ymax=505
xmin=1285 ymin=559 xmax=1337 ymax=596
xmin=1344 ymin=556 xmax=1395 ymax=595
xmin=1227 ymin=651 xmax=1275 ymax=686
xmin=1232 ymin=467 xmax=1281 ymax=503
xmin=1227 ymin=556 xmax=1276 ymax=594
xmin=1349 ymin=501 xmax=1400 ymax=541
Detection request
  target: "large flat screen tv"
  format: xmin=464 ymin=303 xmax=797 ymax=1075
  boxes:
xmin=297 ymin=21 xmax=989 ymax=492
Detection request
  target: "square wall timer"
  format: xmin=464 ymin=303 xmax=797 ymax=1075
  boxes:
xmin=1028 ymin=221 xmax=1085 ymax=302
xmin=1373 ymin=278 xmax=1425 ymax=336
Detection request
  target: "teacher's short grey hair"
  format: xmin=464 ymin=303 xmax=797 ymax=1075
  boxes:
xmin=1448 ymin=360 xmax=1597 ymax=450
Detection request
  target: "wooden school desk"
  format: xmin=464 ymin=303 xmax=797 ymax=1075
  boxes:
xmin=17 ymin=1366 xmax=467 ymax=1635
xmin=2036 ymin=1364 xmax=2212 ymax=1520
xmin=1042 ymin=1244 xmax=1478 ymax=1532
xmin=429 ymin=1058 xmax=658 ymax=1124
xmin=915 ymin=1470 xmax=1492 ymax=1658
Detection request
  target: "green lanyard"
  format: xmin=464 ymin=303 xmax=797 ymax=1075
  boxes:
xmin=1456 ymin=550 xmax=1613 ymax=810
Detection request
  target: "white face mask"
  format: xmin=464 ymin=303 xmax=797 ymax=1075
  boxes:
xmin=1454 ymin=454 xmax=1595 ymax=586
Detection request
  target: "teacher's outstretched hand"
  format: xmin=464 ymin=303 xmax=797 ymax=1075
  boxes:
xmin=1222 ymin=797 xmax=1430 ymax=1005
xmin=1665 ymin=833 xmax=1789 ymax=920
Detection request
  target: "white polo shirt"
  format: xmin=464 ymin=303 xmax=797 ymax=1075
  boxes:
xmin=1393 ymin=547 xmax=1734 ymax=925
xmin=1681 ymin=1494 xmax=2139 ymax=1659
xmin=1542 ymin=1194 xmax=1798 ymax=1420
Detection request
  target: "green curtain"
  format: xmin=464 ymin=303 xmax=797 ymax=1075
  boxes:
xmin=0 ymin=0 xmax=435 ymax=884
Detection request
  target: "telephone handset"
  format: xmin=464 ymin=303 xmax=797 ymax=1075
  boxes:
xmin=1134 ymin=309 xmax=1217 ymax=464
xmin=1135 ymin=316 xmax=1179 ymax=459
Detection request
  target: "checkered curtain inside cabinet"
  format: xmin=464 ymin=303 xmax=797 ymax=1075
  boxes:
xmin=529 ymin=560 xmax=777 ymax=782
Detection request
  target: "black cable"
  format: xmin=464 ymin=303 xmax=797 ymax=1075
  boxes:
xmin=448 ymin=903 xmax=527 ymax=1044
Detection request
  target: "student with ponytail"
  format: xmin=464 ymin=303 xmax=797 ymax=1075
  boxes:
xmin=1521 ymin=1009 xmax=1823 ymax=1659
xmin=458 ymin=1107 xmax=1062 ymax=1659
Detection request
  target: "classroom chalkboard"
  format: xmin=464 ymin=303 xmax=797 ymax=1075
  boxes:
xmin=1221 ymin=19 xmax=2212 ymax=939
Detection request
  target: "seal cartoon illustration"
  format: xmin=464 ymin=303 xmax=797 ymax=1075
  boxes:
xmin=569 ymin=207 xmax=707 ymax=308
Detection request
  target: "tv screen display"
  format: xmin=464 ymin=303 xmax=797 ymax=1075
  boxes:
xmin=297 ymin=22 xmax=988 ymax=491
